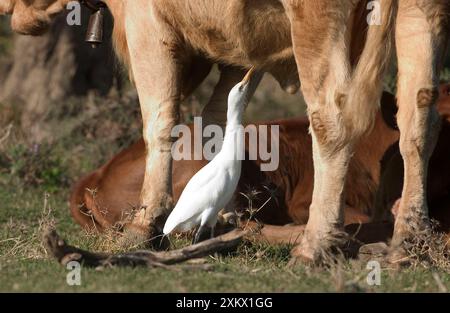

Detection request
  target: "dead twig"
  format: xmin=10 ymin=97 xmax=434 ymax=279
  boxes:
xmin=44 ymin=227 xmax=247 ymax=268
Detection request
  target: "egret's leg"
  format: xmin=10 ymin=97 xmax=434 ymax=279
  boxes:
xmin=193 ymin=225 xmax=206 ymax=244
xmin=210 ymin=226 xmax=215 ymax=239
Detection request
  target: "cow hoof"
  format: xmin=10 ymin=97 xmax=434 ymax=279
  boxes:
xmin=288 ymin=240 xmax=337 ymax=266
xmin=288 ymin=227 xmax=348 ymax=266
xmin=290 ymin=243 xmax=316 ymax=263
xmin=391 ymin=208 xmax=430 ymax=243
xmin=288 ymin=246 xmax=316 ymax=267
xmin=120 ymin=223 xmax=170 ymax=251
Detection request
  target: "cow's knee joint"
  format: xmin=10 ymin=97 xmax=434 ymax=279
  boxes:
xmin=334 ymin=92 xmax=346 ymax=110
xmin=310 ymin=111 xmax=329 ymax=146
xmin=417 ymin=87 xmax=439 ymax=109
xmin=310 ymin=107 xmax=353 ymax=151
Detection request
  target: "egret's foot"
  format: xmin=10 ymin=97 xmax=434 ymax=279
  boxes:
xmin=192 ymin=225 xmax=212 ymax=244
xmin=288 ymin=228 xmax=346 ymax=266
xmin=192 ymin=227 xmax=201 ymax=245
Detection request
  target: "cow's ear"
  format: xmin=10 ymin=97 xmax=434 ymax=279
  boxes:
xmin=380 ymin=91 xmax=399 ymax=130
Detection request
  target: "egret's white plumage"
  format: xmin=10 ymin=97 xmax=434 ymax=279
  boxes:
xmin=163 ymin=68 xmax=262 ymax=240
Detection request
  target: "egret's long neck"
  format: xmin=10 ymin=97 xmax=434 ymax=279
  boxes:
xmin=226 ymin=107 xmax=244 ymax=131
xmin=219 ymin=103 xmax=244 ymax=161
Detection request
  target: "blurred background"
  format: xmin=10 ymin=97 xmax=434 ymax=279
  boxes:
xmin=0 ymin=12 xmax=449 ymax=192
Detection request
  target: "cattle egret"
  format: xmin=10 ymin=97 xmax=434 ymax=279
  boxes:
xmin=163 ymin=68 xmax=263 ymax=243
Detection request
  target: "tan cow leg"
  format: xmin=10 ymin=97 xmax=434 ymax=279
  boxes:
xmin=391 ymin=0 xmax=448 ymax=249
xmin=246 ymin=221 xmax=393 ymax=257
xmin=284 ymin=1 xmax=356 ymax=263
xmin=284 ymin=0 xmax=396 ymax=263
xmin=121 ymin=2 xmax=186 ymax=248
xmin=245 ymin=221 xmax=306 ymax=245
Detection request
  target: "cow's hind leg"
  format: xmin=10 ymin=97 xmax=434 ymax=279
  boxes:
xmin=285 ymin=0 xmax=396 ymax=263
xmin=390 ymin=0 xmax=448 ymax=253
xmin=284 ymin=1 xmax=356 ymax=263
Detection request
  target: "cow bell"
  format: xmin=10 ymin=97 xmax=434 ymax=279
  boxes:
xmin=85 ymin=7 xmax=105 ymax=48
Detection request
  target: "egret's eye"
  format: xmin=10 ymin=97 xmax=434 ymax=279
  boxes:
xmin=239 ymin=85 xmax=244 ymax=92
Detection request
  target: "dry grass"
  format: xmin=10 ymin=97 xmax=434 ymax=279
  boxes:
xmin=398 ymin=219 xmax=450 ymax=271
xmin=0 ymin=193 xmax=55 ymax=262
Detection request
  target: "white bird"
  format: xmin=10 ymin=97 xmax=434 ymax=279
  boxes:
xmin=163 ymin=67 xmax=263 ymax=243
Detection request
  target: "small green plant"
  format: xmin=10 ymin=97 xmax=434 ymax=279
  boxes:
xmin=1 ymin=142 xmax=70 ymax=192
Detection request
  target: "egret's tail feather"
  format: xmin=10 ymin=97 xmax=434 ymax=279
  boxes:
xmin=163 ymin=218 xmax=177 ymax=235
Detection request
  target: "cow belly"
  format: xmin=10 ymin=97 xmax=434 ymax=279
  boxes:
xmin=157 ymin=0 xmax=294 ymax=67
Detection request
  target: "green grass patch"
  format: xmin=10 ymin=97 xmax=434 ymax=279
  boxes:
xmin=1 ymin=179 xmax=450 ymax=292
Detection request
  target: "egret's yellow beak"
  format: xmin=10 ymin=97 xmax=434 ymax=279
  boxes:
xmin=239 ymin=67 xmax=263 ymax=110
xmin=241 ymin=67 xmax=255 ymax=86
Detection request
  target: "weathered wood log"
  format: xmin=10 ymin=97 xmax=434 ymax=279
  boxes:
xmin=44 ymin=228 xmax=246 ymax=268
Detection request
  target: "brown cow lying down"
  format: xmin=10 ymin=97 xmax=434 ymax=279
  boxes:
xmin=70 ymin=86 xmax=450 ymax=246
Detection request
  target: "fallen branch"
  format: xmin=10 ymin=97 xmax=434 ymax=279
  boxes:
xmin=44 ymin=228 xmax=246 ymax=268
